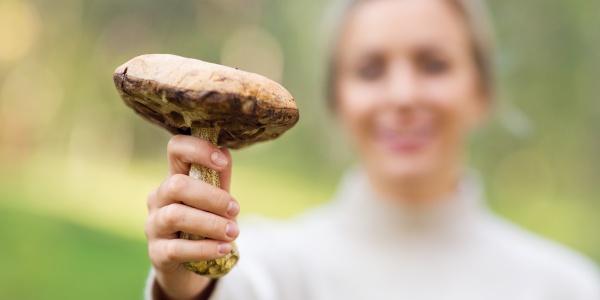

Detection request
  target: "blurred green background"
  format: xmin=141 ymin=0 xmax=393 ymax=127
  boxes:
xmin=0 ymin=0 xmax=598 ymax=298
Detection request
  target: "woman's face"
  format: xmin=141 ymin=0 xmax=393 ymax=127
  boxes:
xmin=335 ymin=0 xmax=488 ymax=184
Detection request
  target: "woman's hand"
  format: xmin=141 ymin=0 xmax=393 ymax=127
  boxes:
xmin=145 ymin=135 xmax=240 ymax=299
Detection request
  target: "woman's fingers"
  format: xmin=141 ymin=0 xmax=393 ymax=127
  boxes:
xmin=148 ymin=174 xmax=239 ymax=218
xmin=219 ymin=148 xmax=232 ymax=192
xmin=145 ymin=136 xmax=239 ymax=291
xmin=166 ymin=134 xmax=233 ymax=192
xmin=151 ymin=203 xmax=239 ymax=242
xmin=167 ymin=135 xmax=231 ymax=175
xmin=146 ymin=203 xmax=238 ymax=269
xmin=150 ymin=238 xmax=233 ymax=268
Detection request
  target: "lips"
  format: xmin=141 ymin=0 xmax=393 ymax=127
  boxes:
xmin=374 ymin=122 xmax=434 ymax=153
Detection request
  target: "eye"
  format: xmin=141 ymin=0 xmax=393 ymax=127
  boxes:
xmin=417 ymin=52 xmax=450 ymax=75
xmin=356 ymin=58 xmax=384 ymax=81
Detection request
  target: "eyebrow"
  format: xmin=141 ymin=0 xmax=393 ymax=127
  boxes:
xmin=344 ymin=40 xmax=456 ymax=59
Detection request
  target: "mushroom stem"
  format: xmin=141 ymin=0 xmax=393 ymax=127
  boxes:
xmin=179 ymin=126 xmax=240 ymax=278
xmin=189 ymin=127 xmax=220 ymax=186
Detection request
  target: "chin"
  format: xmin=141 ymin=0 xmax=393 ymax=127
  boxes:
xmin=370 ymin=154 xmax=439 ymax=185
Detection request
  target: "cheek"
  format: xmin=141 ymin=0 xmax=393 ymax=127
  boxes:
xmin=424 ymin=72 xmax=481 ymax=134
xmin=337 ymin=80 xmax=377 ymax=117
xmin=336 ymin=80 xmax=372 ymax=126
xmin=338 ymin=106 xmax=371 ymax=153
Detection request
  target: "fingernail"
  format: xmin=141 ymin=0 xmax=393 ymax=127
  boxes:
xmin=210 ymin=152 xmax=228 ymax=168
xmin=227 ymin=200 xmax=240 ymax=217
xmin=218 ymin=242 xmax=232 ymax=255
xmin=225 ymin=222 xmax=238 ymax=239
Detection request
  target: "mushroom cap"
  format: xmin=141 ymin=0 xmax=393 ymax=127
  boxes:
xmin=113 ymin=54 xmax=299 ymax=149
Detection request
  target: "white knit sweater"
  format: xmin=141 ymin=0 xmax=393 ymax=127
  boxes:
xmin=146 ymin=169 xmax=600 ymax=300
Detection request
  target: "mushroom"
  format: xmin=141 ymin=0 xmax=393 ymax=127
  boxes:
xmin=113 ymin=54 xmax=299 ymax=277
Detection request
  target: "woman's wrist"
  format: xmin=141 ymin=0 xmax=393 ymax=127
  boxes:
xmin=151 ymin=268 xmax=213 ymax=300
xmin=151 ymin=277 xmax=217 ymax=300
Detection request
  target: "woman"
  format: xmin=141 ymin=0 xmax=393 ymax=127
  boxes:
xmin=144 ymin=0 xmax=600 ymax=299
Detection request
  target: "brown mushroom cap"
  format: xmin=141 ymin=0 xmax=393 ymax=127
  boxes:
xmin=113 ymin=54 xmax=299 ymax=149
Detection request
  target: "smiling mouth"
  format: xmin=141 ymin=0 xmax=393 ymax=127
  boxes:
xmin=374 ymin=123 xmax=434 ymax=153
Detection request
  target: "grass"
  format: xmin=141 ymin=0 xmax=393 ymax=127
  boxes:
xmin=0 ymin=207 xmax=149 ymax=300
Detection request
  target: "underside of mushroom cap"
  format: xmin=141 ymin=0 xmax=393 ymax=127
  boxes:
xmin=113 ymin=54 xmax=299 ymax=149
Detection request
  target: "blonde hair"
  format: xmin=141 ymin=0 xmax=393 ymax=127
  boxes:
xmin=323 ymin=0 xmax=497 ymax=106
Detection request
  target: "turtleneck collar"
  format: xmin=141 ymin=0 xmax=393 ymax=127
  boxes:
xmin=331 ymin=166 xmax=488 ymax=246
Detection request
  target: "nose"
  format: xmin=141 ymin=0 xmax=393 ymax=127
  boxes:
xmin=384 ymin=61 xmax=420 ymax=108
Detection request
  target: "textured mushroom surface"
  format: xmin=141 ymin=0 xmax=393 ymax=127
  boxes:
xmin=113 ymin=54 xmax=299 ymax=149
